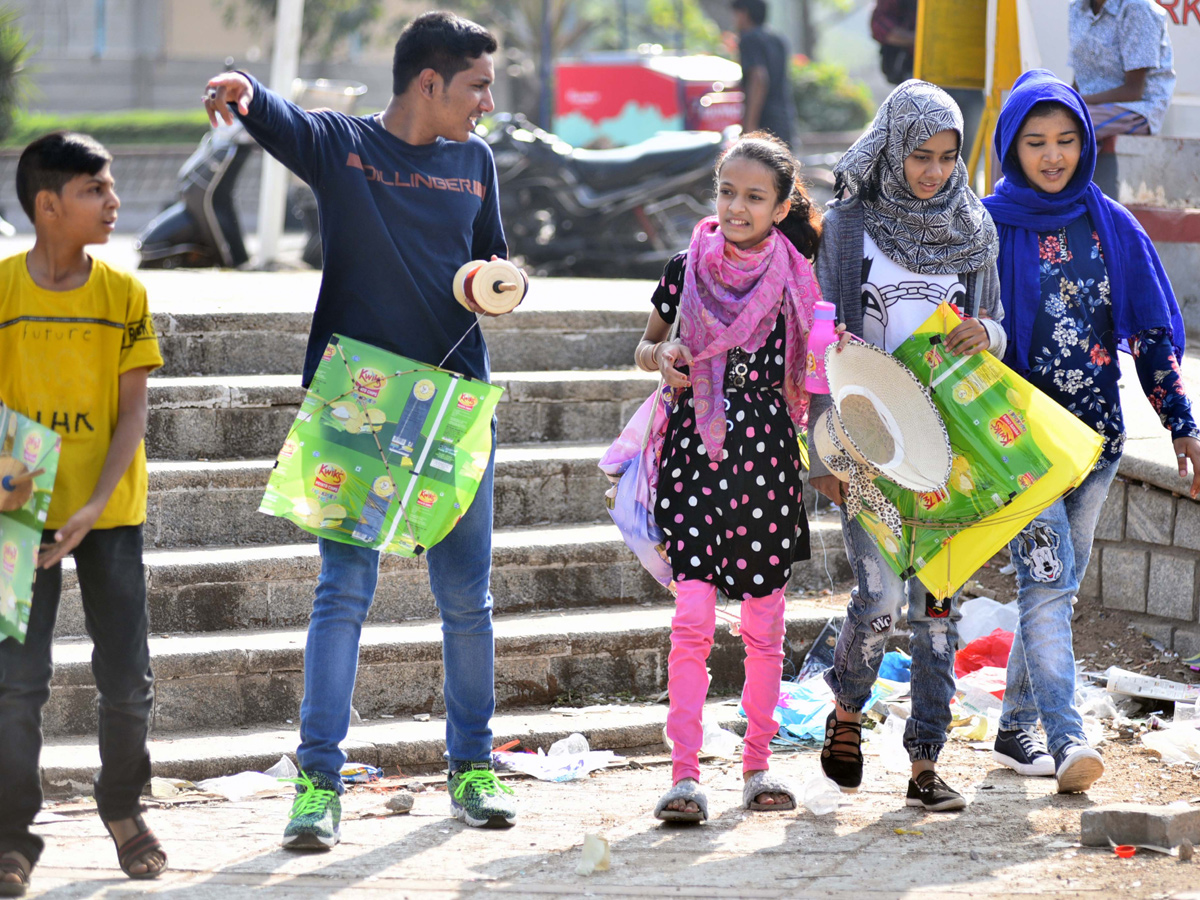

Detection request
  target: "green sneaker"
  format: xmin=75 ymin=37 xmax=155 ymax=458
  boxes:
xmin=281 ymin=770 xmax=341 ymax=850
xmin=448 ymin=762 xmax=517 ymax=828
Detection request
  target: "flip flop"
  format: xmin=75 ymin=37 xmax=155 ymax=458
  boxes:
xmin=742 ymin=770 xmax=798 ymax=811
xmin=653 ymin=777 xmax=708 ymax=823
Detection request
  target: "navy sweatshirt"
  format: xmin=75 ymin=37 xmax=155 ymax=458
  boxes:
xmin=236 ymin=74 xmax=507 ymax=386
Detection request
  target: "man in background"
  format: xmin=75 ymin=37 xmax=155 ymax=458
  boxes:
xmin=871 ymin=0 xmax=917 ymax=86
xmin=732 ymin=0 xmax=795 ymax=148
xmin=869 ymin=0 xmax=983 ymax=159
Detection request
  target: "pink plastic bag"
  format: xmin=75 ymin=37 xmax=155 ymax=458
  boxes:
xmin=598 ymin=385 xmax=674 ymax=589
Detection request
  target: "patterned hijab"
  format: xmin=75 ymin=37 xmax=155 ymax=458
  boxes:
xmin=833 ymin=79 xmax=998 ymax=275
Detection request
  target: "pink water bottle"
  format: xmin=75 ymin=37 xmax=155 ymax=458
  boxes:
xmin=805 ymin=301 xmax=838 ymax=394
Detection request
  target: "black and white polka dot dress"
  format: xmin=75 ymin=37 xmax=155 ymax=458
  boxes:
xmin=653 ymin=252 xmax=810 ymax=600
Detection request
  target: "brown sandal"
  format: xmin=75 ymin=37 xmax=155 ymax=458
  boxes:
xmin=0 ymin=852 xmax=31 ymax=898
xmin=103 ymin=814 xmax=168 ymax=880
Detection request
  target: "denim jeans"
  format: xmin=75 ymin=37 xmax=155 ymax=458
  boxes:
xmin=0 ymin=526 xmax=154 ymax=866
xmin=825 ymin=512 xmax=960 ymax=762
xmin=1001 ymin=460 xmax=1119 ymax=758
xmin=298 ymin=442 xmax=497 ymax=788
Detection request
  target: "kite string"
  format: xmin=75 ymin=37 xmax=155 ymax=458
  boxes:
xmin=439 ymin=315 xmax=482 ymax=370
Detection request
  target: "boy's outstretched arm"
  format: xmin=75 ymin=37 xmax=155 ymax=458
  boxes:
xmin=203 ymin=70 xmax=325 ymax=185
xmin=39 ymin=367 xmax=150 ymax=568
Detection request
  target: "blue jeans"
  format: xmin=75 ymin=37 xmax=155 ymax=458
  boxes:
xmin=0 ymin=526 xmax=153 ymax=866
xmin=1001 ymin=460 xmax=1119 ymax=758
xmin=298 ymin=443 xmax=497 ymax=788
xmin=826 ymin=512 xmax=960 ymax=762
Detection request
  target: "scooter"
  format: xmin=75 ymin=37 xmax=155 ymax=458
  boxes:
xmin=480 ymin=113 xmax=726 ymax=277
xmin=136 ymin=122 xmax=251 ymax=269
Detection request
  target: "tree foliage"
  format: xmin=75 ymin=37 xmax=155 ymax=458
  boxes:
xmin=790 ymin=58 xmax=873 ymax=132
xmin=216 ymin=0 xmax=383 ymax=60
xmin=0 ymin=6 xmax=31 ymax=142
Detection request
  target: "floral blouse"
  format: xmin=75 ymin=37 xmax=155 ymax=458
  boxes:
xmin=1026 ymin=213 xmax=1199 ymax=468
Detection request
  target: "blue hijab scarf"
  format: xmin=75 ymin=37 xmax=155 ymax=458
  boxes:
xmin=982 ymin=69 xmax=1184 ymax=373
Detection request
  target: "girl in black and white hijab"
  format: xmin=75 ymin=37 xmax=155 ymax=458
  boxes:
xmin=806 ymin=80 xmax=1003 ymax=813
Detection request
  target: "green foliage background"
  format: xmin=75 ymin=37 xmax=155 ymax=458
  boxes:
xmin=1 ymin=109 xmax=212 ymax=148
xmin=791 ymin=59 xmax=873 ymax=132
xmin=0 ymin=6 xmax=32 ymax=142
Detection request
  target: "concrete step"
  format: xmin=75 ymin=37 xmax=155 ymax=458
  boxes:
xmin=40 ymin=700 xmax=748 ymax=788
xmin=43 ymin=601 xmax=840 ymax=738
xmin=55 ymin=517 xmax=850 ymax=638
xmin=140 ymin=443 xmax=614 ymax=549
xmin=146 ymin=370 xmax=657 ymax=460
xmin=153 ymin=307 xmax=646 ymax=377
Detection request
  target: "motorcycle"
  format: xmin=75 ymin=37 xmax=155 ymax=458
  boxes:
xmin=136 ymin=79 xmax=366 ymax=270
xmin=135 ymin=122 xmax=252 ymax=269
xmin=480 ymin=113 xmax=727 ymax=277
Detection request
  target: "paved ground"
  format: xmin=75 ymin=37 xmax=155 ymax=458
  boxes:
xmin=8 ymin=236 xmax=1200 ymax=897
xmin=22 ymin=733 xmax=1200 ymax=899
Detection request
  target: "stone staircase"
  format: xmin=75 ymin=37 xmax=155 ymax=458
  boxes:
xmin=41 ymin=276 xmax=851 ymax=782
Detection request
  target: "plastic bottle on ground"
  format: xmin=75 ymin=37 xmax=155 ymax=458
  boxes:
xmin=548 ymin=733 xmax=590 ymax=756
xmin=801 ymin=775 xmax=843 ymax=816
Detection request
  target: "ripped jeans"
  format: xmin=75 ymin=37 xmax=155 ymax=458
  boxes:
xmin=1001 ymin=460 xmax=1119 ymax=759
xmin=825 ymin=511 xmax=960 ymax=762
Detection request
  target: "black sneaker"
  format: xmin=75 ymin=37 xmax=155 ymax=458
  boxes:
xmin=993 ymin=728 xmax=1055 ymax=777
xmin=820 ymin=709 xmax=863 ymax=793
xmin=905 ymin=770 xmax=966 ymax=812
xmin=1055 ymin=744 xmax=1104 ymax=794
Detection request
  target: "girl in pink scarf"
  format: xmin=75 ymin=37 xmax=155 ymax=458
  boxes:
xmin=634 ymin=133 xmax=823 ymax=821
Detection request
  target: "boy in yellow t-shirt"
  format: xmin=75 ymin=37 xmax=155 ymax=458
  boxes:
xmin=0 ymin=133 xmax=166 ymax=895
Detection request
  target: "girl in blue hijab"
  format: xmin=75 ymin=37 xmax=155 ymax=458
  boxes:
xmin=982 ymin=69 xmax=1200 ymax=794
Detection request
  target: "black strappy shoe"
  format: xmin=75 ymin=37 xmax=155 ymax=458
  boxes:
xmin=820 ymin=709 xmax=864 ymax=792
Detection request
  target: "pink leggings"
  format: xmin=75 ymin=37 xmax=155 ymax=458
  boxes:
xmin=665 ymin=579 xmax=786 ymax=784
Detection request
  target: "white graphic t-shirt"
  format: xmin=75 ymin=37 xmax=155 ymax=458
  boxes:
xmin=861 ymin=233 xmax=965 ymax=352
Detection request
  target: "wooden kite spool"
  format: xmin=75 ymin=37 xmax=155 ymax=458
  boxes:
xmin=452 ymin=259 xmax=527 ymax=314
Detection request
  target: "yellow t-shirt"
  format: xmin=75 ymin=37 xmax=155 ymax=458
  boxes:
xmin=0 ymin=253 xmax=163 ymax=530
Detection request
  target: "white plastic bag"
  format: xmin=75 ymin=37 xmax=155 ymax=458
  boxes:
xmin=957 ymin=596 xmax=1019 ymax=646
xmin=1142 ymin=724 xmax=1200 ymax=764
xmin=196 ymin=755 xmax=296 ymax=800
xmin=264 ymin=755 xmax=299 ymax=779
xmin=661 ymin=717 xmax=743 ymax=759
xmin=492 ymin=749 xmax=621 ymax=782
xmin=196 ymin=771 xmax=286 ymax=801
xmin=701 ymin=719 xmax=742 ymax=759
xmin=876 ymin=712 xmax=911 ymax=774
xmin=801 ymin=775 xmax=844 ymax=816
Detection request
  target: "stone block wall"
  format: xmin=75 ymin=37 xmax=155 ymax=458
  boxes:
xmin=1089 ymin=476 xmax=1200 ymax=658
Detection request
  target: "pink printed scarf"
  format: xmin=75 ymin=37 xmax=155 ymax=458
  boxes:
xmin=679 ymin=216 xmax=820 ymax=460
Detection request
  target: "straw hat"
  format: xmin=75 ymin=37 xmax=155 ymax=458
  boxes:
xmin=814 ymin=341 xmax=950 ymax=493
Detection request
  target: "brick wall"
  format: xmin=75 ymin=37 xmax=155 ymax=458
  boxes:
xmin=1089 ymin=476 xmax=1200 ymax=658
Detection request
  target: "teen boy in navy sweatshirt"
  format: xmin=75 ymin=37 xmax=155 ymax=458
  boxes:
xmin=204 ymin=11 xmax=519 ymax=849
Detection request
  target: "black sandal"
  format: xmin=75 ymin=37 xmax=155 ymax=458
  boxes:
xmin=0 ymin=852 xmax=31 ymax=898
xmin=820 ymin=709 xmax=864 ymax=792
xmin=103 ymin=814 xmax=168 ymax=880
